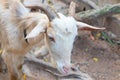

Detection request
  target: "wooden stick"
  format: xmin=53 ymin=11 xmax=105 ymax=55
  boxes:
xmin=24 ymin=54 xmax=93 ymax=80
xmin=69 ymin=1 xmax=76 ymax=16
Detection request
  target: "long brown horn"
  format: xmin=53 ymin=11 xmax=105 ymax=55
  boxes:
xmin=26 ymin=4 xmax=59 ymax=21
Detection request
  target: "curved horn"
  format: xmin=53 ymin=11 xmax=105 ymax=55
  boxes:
xmin=26 ymin=4 xmax=59 ymax=21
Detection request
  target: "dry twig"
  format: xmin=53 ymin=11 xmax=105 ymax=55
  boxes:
xmin=24 ymin=54 xmax=93 ymax=80
xmin=68 ymin=1 xmax=76 ymax=16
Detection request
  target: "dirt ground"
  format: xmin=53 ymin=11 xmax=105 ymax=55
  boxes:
xmin=72 ymin=32 xmax=120 ymax=80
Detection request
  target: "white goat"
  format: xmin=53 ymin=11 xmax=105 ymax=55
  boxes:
xmin=25 ymin=5 xmax=105 ymax=74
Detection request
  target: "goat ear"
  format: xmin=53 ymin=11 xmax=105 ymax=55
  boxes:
xmin=10 ymin=1 xmax=28 ymax=17
xmin=77 ymin=21 xmax=105 ymax=31
xmin=25 ymin=22 xmax=46 ymax=39
xmin=47 ymin=27 xmax=56 ymax=42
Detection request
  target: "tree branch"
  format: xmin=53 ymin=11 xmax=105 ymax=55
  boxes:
xmin=24 ymin=55 xmax=93 ymax=80
xmin=75 ymin=4 xmax=120 ymax=21
xmin=60 ymin=0 xmax=99 ymax=9
xmin=24 ymin=54 xmax=60 ymax=74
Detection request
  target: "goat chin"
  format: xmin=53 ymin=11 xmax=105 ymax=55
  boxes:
xmin=57 ymin=64 xmax=72 ymax=74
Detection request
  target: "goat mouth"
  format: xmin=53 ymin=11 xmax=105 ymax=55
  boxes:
xmin=62 ymin=65 xmax=78 ymax=74
xmin=63 ymin=66 xmax=70 ymax=74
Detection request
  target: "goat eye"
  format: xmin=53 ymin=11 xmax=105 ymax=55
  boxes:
xmin=49 ymin=37 xmax=55 ymax=42
xmin=31 ymin=8 xmax=39 ymax=12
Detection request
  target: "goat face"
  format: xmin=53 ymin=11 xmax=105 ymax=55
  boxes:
xmin=45 ymin=13 xmax=77 ymax=74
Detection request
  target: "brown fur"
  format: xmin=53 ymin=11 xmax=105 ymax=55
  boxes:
xmin=0 ymin=0 xmax=49 ymax=80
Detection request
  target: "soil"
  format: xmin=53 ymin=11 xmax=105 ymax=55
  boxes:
xmin=72 ymin=32 xmax=120 ymax=80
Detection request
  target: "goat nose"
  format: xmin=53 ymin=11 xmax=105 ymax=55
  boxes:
xmin=63 ymin=66 xmax=71 ymax=74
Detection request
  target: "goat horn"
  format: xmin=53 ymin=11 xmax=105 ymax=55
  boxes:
xmin=26 ymin=4 xmax=59 ymax=21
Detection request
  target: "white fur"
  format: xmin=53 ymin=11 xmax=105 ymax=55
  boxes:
xmin=45 ymin=13 xmax=78 ymax=73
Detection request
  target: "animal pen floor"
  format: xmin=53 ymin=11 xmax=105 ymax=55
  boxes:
xmin=0 ymin=32 xmax=120 ymax=80
xmin=72 ymin=32 xmax=120 ymax=80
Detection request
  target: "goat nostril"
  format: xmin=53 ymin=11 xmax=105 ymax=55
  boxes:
xmin=71 ymin=67 xmax=77 ymax=71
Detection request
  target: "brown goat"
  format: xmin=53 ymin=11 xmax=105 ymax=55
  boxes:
xmin=0 ymin=0 xmax=49 ymax=80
